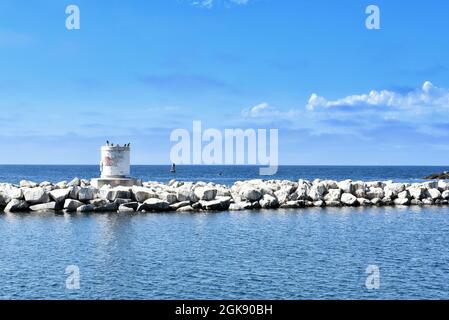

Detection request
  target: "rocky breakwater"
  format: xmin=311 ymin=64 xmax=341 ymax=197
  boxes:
xmin=1 ymin=178 xmax=449 ymax=214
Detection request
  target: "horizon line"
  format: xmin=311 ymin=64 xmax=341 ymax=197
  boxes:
xmin=0 ymin=164 xmax=448 ymax=167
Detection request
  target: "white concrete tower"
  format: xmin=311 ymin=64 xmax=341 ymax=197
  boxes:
xmin=91 ymin=143 xmax=142 ymax=188
xmin=100 ymin=145 xmax=130 ymax=178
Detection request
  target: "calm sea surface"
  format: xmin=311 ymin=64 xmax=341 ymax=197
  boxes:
xmin=1 ymin=166 xmax=449 ymax=299
xmin=0 ymin=165 xmax=448 ymax=185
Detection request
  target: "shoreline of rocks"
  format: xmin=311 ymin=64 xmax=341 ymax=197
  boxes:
xmin=424 ymin=171 xmax=449 ymax=180
xmin=1 ymin=177 xmax=449 ymax=214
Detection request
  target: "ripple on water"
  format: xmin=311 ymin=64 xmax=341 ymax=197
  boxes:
xmin=1 ymin=207 xmax=449 ymax=299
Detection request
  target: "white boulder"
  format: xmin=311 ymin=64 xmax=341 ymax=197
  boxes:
xmin=23 ymin=187 xmax=50 ymax=204
xmin=137 ymin=198 xmax=170 ymax=212
xmin=30 ymin=202 xmax=57 ymax=212
xmin=78 ymin=187 xmax=98 ymax=201
xmin=195 ymin=187 xmax=218 ymax=201
xmin=64 ymin=199 xmax=84 ymax=212
xmin=239 ymin=187 xmax=262 ymax=202
xmin=259 ymin=194 xmax=279 ymax=209
xmin=4 ymin=199 xmax=29 ymax=212
xmin=324 ymin=189 xmax=342 ymax=202
xmin=50 ymin=188 xmax=71 ymax=203
xmin=427 ymin=188 xmax=442 ymax=200
xmin=341 ymin=193 xmax=358 ymax=206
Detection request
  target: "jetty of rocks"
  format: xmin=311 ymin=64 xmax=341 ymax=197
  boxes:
xmin=1 ymin=178 xmax=449 ymax=213
xmin=424 ymin=171 xmax=449 ymax=180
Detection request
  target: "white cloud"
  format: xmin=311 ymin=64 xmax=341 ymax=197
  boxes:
xmin=189 ymin=0 xmax=250 ymax=8
xmin=237 ymin=82 xmax=449 ymax=139
xmin=242 ymin=102 xmax=272 ymax=117
xmin=306 ymin=81 xmax=449 ymax=111
xmin=242 ymin=102 xmax=299 ymax=119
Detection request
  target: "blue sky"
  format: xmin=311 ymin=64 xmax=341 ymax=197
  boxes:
xmin=1 ymin=0 xmax=449 ymax=165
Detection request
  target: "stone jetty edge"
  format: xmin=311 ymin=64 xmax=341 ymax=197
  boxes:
xmin=1 ymin=178 xmax=449 ymax=213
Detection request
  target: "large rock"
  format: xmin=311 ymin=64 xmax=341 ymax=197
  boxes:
xmin=337 ymin=180 xmax=353 ymax=194
xmin=381 ymin=197 xmax=393 ymax=206
xmin=118 ymin=203 xmax=136 ymax=213
xmin=90 ymin=198 xmax=109 ymax=207
xmin=177 ymin=205 xmax=195 ymax=212
xmin=427 ymin=188 xmax=442 ymax=200
xmin=132 ymin=187 xmax=158 ymax=202
xmin=20 ymin=180 xmax=37 ymax=188
xmin=67 ymin=177 xmax=81 ymax=187
xmin=352 ymin=181 xmax=366 ymax=198
xmin=313 ymin=200 xmax=325 ymax=207
xmin=30 ymin=202 xmax=57 ymax=212
xmin=0 ymin=193 xmax=8 ymax=207
xmin=442 ymin=190 xmax=449 ymax=200
xmin=39 ymin=181 xmax=52 ymax=187
xmin=274 ymin=188 xmax=291 ymax=203
xmin=322 ymin=180 xmax=338 ymax=190
xmin=0 ymin=184 xmax=23 ymax=200
xmin=308 ymin=183 xmax=327 ymax=201
xmin=137 ymin=198 xmax=170 ymax=212
xmin=357 ymin=198 xmax=371 ymax=206
xmin=341 ymin=193 xmax=358 ymax=206
xmin=95 ymin=202 xmax=119 ymax=213
xmin=324 ymin=189 xmax=342 ymax=202
xmin=200 ymin=197 xmax=231 ymax=211
xmin=384 ymin=183 xmax=405 ymax=198
xmin=78 ymin=187 xmax=97 ymax=201
xmin=23 ymin=187 xmax=50 ymax=204
xmin=325 ymin=200 xmax=341 ymax=207
xmin=366 ymin=187 xmax=384 ymax=200
xmin=394 ymin=197 xmax=410 ymax=205
xmin=259 ymin=194 xmax=279 ymax=209
xmin=397 ymin=190 xmax=410 ymax=199
xmin=77 ymin=204 xmax=97 ymax=213
xmin=64 ymin=199 xmax=84 ymax=212
xmin=68 ymin=186 xmax=80 ymax=199
xmin=217 ymin=187 xmax=232 ymax=197
xmin=176 ymin=188 xmax=198 ymax=202
xmin=280 ymin=200 xmax=305 ymax=209
xmin=4 ymin=199 xmax=29 ymax=212
xmin=424 ymin=172 xmax=449 ymax=180
xmin=80 ymin=179 xmax=90 ymax=187
xmin=114 ymin=198 xmax=131 ymax=205
xmin=194 ymin=187 xmax=218 ymax=201
xmin=290 ymin=184 xmax=309 ymax=201
xmin=170 ymin=201 xmax=191 ymax=211
xmin=50 ymin=188 xmax=71 ymax=203
xmin=102 ymin=187 xmax=132 ymax=201
xmin=408 ymin=187 xmax=426 ymax=200
xmin=422 ymin=181 xmax=438 ymax=189
xmin=55 ymin=181 xmax=68 ymax=189
xmin=438 ymin=180 xmax=449 ymax=191
xmin=229 ymin=201 xmax=252 ymax=211
xmin=160 ymin=192 xmax=178 ymax=204
xmin=366 ymin=181 xmax=383 ymax=188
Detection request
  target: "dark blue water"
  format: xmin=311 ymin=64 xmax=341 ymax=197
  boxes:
xmin=2 ymin=165 xmax=449 ymax=299
xmin=1 ymin=165 xmax=447 ymax=185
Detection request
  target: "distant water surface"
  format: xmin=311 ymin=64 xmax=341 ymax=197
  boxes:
xmin=0 ymin=165 xmax=447 ymax=185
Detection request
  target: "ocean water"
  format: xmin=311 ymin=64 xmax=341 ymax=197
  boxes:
xmin=1 ymin=165 xmax=449 ymax=300
xmin=0 ymin=165 xmax=448 ymax=185
xmin=1 ymin=207 xmax=449 ymax=299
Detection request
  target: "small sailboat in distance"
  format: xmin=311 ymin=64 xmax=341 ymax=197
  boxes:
xmin=170 ymin=163 xmax=176 ymax=173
